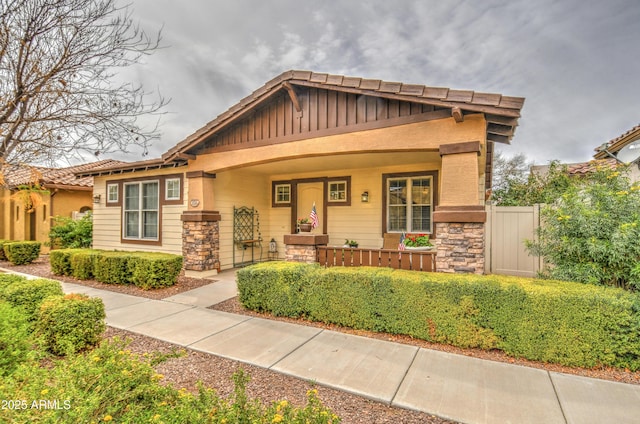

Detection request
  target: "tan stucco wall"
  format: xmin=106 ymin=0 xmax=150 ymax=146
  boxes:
xmin=212 ymin=159 xmax=442 ymax=270
xmin=92 ymin=168 xmax=187 ymax=255
xmin=189 ymin=114 xmax=487 ymax=173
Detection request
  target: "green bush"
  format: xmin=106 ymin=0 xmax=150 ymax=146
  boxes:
xmin=127 ymin=252 xmax=183 ymax=290
xmin=48 ymin=213 xmax=93 ymax=249
xmin=93 ymin=251 xmax=133 ymax=284
xmin=36 ymin=293 xmax=106 ymax=356
xmin=70 ymin=250 xmax=101 ymax=280
xmin=51 ymin=249 xmax=182 ymax=288
xmin=526 ymin=163 xmax=640 ymax=290
xmin=0 ymin=239 xmax=10 ymax=260
xmin=0 ymin=301 xmax=32 ymax=376
xmin=0 ymin=273 xmax=27 ymax=292
xmin=50 ymin=248 xmax=88 ymax=276
xmin=237 ymin=263 xmax=640 ymax=370
xmin=3 ymin=241 xmax=41 ymax=265
xmin=2 ymin=278 xmax=64 ymax=321
xmin=0 ymin=337 xmax=340 ymax=423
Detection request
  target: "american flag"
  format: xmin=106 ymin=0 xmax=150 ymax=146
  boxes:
xmin=398 ymin=232 xmax=406 ymax=250
xmin=310 ymin=203 xmax=319 ymax=229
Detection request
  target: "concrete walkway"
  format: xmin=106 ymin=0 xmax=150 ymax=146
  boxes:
xmin=6 ymin=268 xmax=640 ymax=423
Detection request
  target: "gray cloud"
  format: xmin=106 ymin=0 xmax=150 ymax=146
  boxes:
xmin=110 ymin=0 xmax=640 ymax=166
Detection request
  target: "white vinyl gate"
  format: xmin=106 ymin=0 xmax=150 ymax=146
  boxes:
xmin=485 ymin=204 xmax=543 ymax=277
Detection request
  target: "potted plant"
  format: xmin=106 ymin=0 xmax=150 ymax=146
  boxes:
xmin=343 ymin=239 xmax=358 ymax=248
xmin=297 ymin=218 xmax=312 ymax=232
xmin=403 ymin=234 xmax=433 ymax=250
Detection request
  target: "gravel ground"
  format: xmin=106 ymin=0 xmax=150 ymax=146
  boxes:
xmin=3 ymin=256 xmax=640 ymax=423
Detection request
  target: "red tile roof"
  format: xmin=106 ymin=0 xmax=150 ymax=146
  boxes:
xmin=1 ymin=160 xmax=124 ymax=189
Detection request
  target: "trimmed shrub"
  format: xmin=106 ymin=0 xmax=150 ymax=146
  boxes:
xmin=0 ymin=301 xmax=32 ymax=376
xmin=50 ymin=248 xmax=85 ymax=276
xmin=93 ymin=251 xmax=133 ymax=284
xmin=36 ymin=293 xmax=106 ymax=356
xmin=2 ymin=278 xmax=64 ymax=321
xmin=70 ymin=250 xmax=101 ymax=280
xmin=3 ymin=241 xmax=41 ymax=265
xmin=128 ymin=252 xmax=183 ymax=289
xmin=238 ymin=263 xmax=640 ymax=370
xmin=0 ymin=239 xmax=10 ymax=260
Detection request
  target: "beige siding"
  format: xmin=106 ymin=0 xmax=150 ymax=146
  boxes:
xmin=92 ymin=170 xmax=187 ymax=255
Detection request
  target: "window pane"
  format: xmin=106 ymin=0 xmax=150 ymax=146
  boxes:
xmin=143 ymin=211 xmax=158 ymax=238
xmin=142 ymin=182 xmax=158 ymax=210
xmin=107 ymin=184 xmax=118 ymax=202
xmin=166 ymin=179 xmax=180 ymax=199
xmin=124 ymin=185 xmax=139 ymax=210
xmin=275 ymin=184 xmax=290 ymax=203
xmin=411 ymin=178 xmax=431 ymax=205
xmin=389 ymin=205 xmax=407 ymax=231
xmin=412 ymin=205 xmax=431 ymax=232
xmin=125 ymin=211 xmax=139 ymax=237
xmin=388 ymin=180 xmax=407 ymax=205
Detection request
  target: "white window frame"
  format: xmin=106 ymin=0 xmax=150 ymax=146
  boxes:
xmin=328 ymin=180 xmax=348 ymax=203
xmin=123 ymin=180 xmax=159 ymax=241
xmin=386 ymin=176 xmax=433 ymax=233
xmin=107 ymin=183 xmax=119 ymax=203
xmin=274 ymin=183 xmax=291 ymax=204
xmin=165 ymin=178 xmax=181 ymax=200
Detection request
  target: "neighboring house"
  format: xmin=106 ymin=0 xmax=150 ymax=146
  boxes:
xmin=0 ymin=160 xmax=121 ymax=249
xmin=79 ymin=70 xmax=524 ymax=276
xmin=593 ymin=123 xmax=640 ymax=181
xmin=532 ymin=124 xmax=640 ymax=179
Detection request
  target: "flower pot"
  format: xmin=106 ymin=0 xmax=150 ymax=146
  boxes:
xmin=299 ymin=223 xmax=312 ymax=232
xmin=404 ymin=246 xmax=435 ymax=251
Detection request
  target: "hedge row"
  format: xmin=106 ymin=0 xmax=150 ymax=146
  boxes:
xmin=237 ymin=262 xmax=640 ymax=370
xmin=0 ymin=240 xmax=41 ymax=265
xmin=0 ymin=274 xmax=105 ymax=358
xmin=50 ymin=249 xmax=183 ymax=289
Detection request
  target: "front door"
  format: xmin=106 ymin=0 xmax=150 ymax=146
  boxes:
xmin=297 ymin=182 xmax=324 ymax=233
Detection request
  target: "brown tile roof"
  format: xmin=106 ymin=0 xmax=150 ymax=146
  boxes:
xmin=2 ymin=160 xmax=125 ymax=189
xmin=567 ymin=158 xmax=619 ymax=175
xmin=163 ymin=70 xmax=525 ymax=162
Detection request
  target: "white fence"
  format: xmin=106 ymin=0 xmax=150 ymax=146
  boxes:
xmin=485 ymin=204 xmax=543 ymax=277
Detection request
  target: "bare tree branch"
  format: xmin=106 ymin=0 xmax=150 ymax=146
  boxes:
xmin=0 ymin=0 xmax=169 ymax=165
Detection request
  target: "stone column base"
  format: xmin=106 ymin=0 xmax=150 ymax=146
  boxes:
xmin=181 ymin=210 xmax=221 ymax=275
xmin=435 ymin=222 xmax=485 ymax=274
xmin=283 ymin=234 xmax=329 ymax=264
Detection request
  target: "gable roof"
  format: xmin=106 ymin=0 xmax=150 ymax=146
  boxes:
xmin=593 ymin=123 xmax=640 ymax=160
xmin=162 ymin=70 xmax=525 ymax=162
xmin=2 ymin=160 xmax=124 ymax=189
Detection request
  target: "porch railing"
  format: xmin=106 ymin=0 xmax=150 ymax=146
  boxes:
xmin=317 ymin=246 xmax=436 ymax=272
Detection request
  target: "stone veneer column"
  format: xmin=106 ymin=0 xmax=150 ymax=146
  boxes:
xmin=433 ymin=206 xmax=486 ymax=274
xmin=181 ymin=210 xmax=221 ymax=276
xmin=283 ymin=234 xmax=329 ymax=263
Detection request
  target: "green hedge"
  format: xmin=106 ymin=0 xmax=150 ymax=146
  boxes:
xmin=0 ymin=239 xmax=10 ymax=260
xmin=36 ymin=293 xmax=106 ymax=356
xmin=50 ymin=249 xmax=182 ymax=289
xmin=237 ymin=263 xmax=640 ymax=370
xmin=3 ymin=241 xmax=41 ymax=265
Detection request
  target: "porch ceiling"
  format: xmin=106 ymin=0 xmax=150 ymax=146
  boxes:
xmin=236 ymin=151 xmax=443 ymax=176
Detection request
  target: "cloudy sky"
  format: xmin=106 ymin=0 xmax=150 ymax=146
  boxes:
xmin=116 ymin=0 xmax=640 ymax=166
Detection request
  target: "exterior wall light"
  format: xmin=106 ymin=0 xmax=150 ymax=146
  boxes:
xmin=361 ymin=191 xmax=369 ymax=202
xmin=93 ymin=194 xmax=101 ymax=204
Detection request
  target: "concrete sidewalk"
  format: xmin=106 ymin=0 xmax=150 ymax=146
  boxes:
xmin=13 ymin=268 xmax=640 ymax=424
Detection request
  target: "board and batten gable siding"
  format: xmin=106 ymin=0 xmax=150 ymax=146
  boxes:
xmin=92 ymin=170 xmax=187 ymax=255
xmin=193 ymin=87 xmax=444 ymax=154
